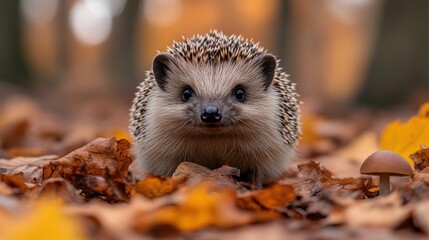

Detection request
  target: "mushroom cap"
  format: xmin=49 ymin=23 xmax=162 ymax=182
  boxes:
xmin=360 ymin=150 xmax=412 ymax=176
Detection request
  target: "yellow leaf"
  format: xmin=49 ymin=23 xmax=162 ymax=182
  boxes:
xmin=151 ymin=184 xmax=231 ymax=231
xmin=140 ymin=183 xmax=253 ymax=231
xmin=0 ymin=199 xmax=87 ymax=240
xmin=112 ymin=129 xmax=132 ymax=143
xmin=380 ymin=102 xmax=429 ymax=167
xmin=418 ymin=102 xmax=429 ymax=118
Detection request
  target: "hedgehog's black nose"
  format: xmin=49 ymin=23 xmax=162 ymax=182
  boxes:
xmin=201 ymin=106 xmax=222 ymax=123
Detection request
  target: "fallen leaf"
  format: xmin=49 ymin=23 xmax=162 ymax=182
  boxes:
xmin=418 ymin=102 xmax=429 ymax=118
xmin=304 ymin=197 xmax=334 ymax=220
xmin=344 ymin=193 xmax=411 ymax=228
xmin=134 ymin=174 xmax=185 ymax=199
xmin=380 ymin=102 xmax=429 ymax=166
xmin=172 ymin=162 xmax=249 ymax=192
xmin=0 ymin=199 xmax=88 ymax=240
xmin=43 ymin=137 xmax=132 ymax=179
xmin=283 ymin=161 xmax=352 ymax=198
xmin=410 ymin=147 xmax=429 ymax=171
xmin=41 ymin=137 xmax=133 ymax=202
xmin=35 ymin=178 xmax=84 ymax=203
xmin=1 ymin=173 xmax=28 ymax=192
xmin=71 ymin=173 xmax=131 ymax=202
xmin=106 ymin=129 xmax=132 ymax=143
xmin=237 ymin=183 xmax=295 ymax=211
xmin=401 ymin=177 xmax=429 ymax=202
xmin=0 ymin=155 xmax=58 ymax=184
xmin=66 ymin=194 xmax=175 ymax=237
xmin=133 ymin=183 xmax=271 ymax=232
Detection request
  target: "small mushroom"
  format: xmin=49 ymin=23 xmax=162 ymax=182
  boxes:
xmin=360 ymin=150 xmax=412 ymax=196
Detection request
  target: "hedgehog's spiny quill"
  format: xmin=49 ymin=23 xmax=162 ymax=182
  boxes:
xmin=130 ymin=30 xmax=300 ymax=185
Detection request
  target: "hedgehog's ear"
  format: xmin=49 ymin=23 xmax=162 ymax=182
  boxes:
xmin=153 ymin=53 xmax=175 ymax=91
xmin=256 ymin=54 xmax=276 ymax=90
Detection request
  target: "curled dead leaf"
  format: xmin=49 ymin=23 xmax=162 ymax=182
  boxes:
xmin=0 ymin=155 xmax=57 ymax=184
xmin=410 ymin=148 xmax=429 ymax=172
xmin=43 ymin=137 xmax=132 ymax=180
xmin=172 ymin=162 xmax=249 ymax=192
xmin=39 ymin=138 xmax=133 ymax=202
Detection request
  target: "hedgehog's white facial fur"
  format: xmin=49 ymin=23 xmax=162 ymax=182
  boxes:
xmin=129 ymin=30 xmax=300 ymax=185
xmin=151 ymin=53 xmax=277 ymax=137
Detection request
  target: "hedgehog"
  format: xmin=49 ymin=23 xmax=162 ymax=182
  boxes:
xmin=129 ymin=30 xmax=300 ymax=185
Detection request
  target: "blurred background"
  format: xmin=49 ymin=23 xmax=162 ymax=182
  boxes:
xmin=2 ymin=0 xmax=429 ymax=107
xmin=0 ymin=0 xmax=428 ymax=158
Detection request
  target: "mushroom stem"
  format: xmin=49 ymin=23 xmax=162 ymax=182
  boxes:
xmin=379 ymin=174 xmax=390 ymax=196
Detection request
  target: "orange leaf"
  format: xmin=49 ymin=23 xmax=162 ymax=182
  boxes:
xmin=0 ymin=173 xmax=28 ymax=192
xmin=238 ymin=183 xmax=295 ymax=211
xmin=134 ymin=174 xmax=185 ymax=199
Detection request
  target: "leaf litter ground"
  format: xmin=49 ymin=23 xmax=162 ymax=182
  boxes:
xmin=1 ymin=94 xmax=429 ymax=239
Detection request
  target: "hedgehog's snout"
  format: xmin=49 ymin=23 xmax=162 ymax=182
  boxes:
xmin=200 ymin=105 xmax=222 ymax=124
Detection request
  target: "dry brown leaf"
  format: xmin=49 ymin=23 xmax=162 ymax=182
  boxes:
xmin=134 ymin=174 xmax=185 ymax=199
xmin=0 ymin=155 xmax=57 ymax=184
xmin=282 ymin=161 xmax=372 ymax=202
xmin=172 ymin=162 xmax=249 ymax=192
xmin=76 ymin=174 xmax=132 ymax=202
xmin=237 ymin=183 xmax=295 ymax=211
xmin=0 ymin=173 xmax=28 ymax=192
xmin=410 ymin=148 xmax=429 ymax=172
xmin=35 ymin=178 xmax=84 ymax=203
xmin=40 ymin=137 xmax=133 ymax=202
xmin=43 ymin=137 xmax=132 ymax=180
xmin=400 ymin=177 xmax=429 ymax=202
xmin=345 ymin=193 xmax=411 ymax=228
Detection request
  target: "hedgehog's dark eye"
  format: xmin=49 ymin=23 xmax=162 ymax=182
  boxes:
xmin=182 ymin=87 xmax=193 ymax=102
xmin=234 ymin=87 xmax=245 ymax=102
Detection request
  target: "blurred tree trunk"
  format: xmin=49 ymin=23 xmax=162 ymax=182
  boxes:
xmin=360 ymin=0 xmax=429 ymax=107
xmin=108 ymin=0 xmax=141 ymax=93
xmin=277 ymin=0 xmax=291 ymax=71
xmin=0 ymin=1 xmax=28 ymax=84
xmin=289 ymin=0 xmax=383 ymax=114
